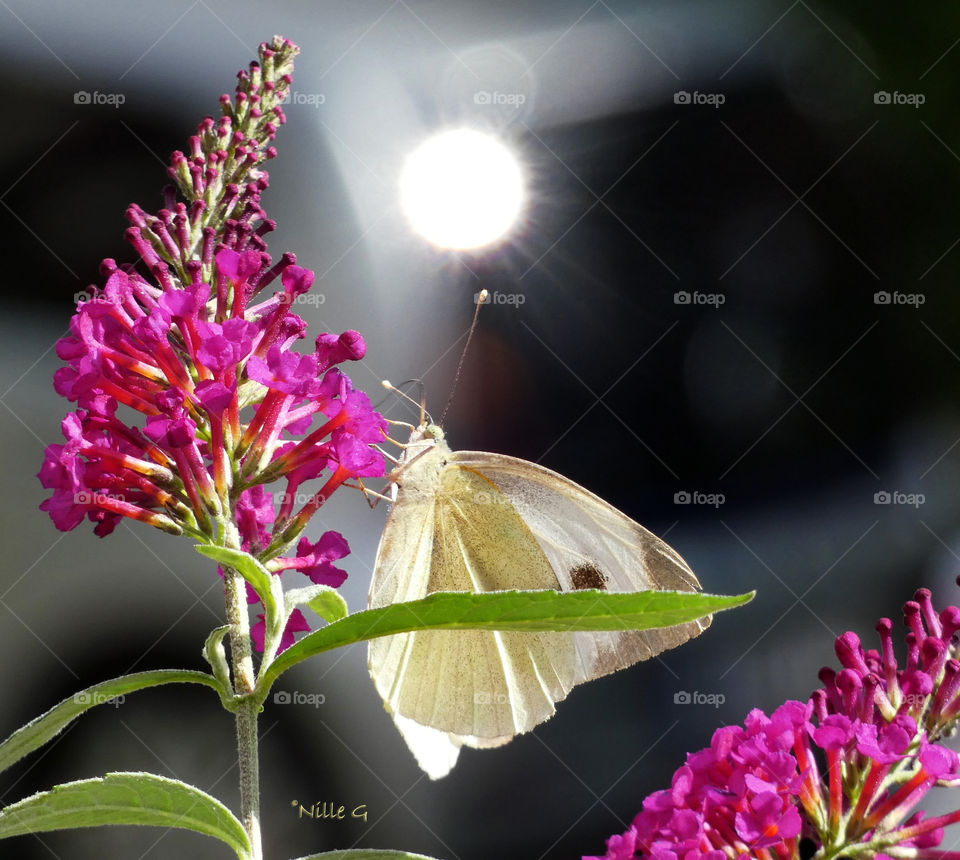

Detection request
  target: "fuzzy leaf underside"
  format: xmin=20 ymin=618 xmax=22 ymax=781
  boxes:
xmin=0 ymin=670 xmax=222 ymax=776
xmin=0 ymin=772 xmax=251 ymax=859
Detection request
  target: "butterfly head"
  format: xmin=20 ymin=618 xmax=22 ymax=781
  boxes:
xmin=409 ymin=421 xmax=444 ymax=442
xmin=407 ymin=422 xmax=445 ymax=446
xmin=392 ymin=422 xmax=450 ymax=487
xmin=395 ymin=421 xmax=446 ymax=466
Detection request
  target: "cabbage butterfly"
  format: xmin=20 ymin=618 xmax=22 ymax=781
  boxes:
xmin=368 ymin=419 xmax=709 ymax=779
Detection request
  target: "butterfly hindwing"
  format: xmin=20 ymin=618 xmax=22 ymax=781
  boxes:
xmin=371 ymin=455 xmax=581 ymax=740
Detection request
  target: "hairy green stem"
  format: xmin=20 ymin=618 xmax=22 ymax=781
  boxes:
xmin=224 ymin=566 xmax=263 ymax=859
xmin=235 ymin=695 xmax=263 ymax=860
xmin=224 ymin=567 xmax=256 ymax=694
xmin=223 ymin=517 xmax=263 ymax=860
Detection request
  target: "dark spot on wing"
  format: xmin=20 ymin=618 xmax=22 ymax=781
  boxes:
xmin=570 ymin=563 xmax=607 ymax=590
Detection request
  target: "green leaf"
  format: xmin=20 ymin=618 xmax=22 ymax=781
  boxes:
xmin=203 ymin=626 xmax=237 ymax=708
xmin=285 ymin=584 xmax=349 ymax=623
xmin=294 ymin=852 xmax=443 ymax=860
xmin=195 ymin=544 xmax=273 ymax=601
xmin=0 ymin=772 xmax=251 ymax=859
xmin=264 ymin=589 xmax=753 ymax=685
xmin=196 ymin=544 xmax=284 ymax=658
xmin=0 ymin=670 xmax=223 ymax=777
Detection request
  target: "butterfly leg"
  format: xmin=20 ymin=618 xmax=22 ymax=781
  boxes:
xmin=344 ymin=478 xmax=395 ymax=509
xmin=374 ymin=444 xmax=402 ymax=467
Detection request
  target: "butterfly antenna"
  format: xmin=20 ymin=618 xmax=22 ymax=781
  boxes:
xmin=373 ymin=380 xmax=418 ymax=414
xmin=382 ymin=380 xmax=434 ymax=426
xmin=439 ymin=289 xmax=487 ymax=426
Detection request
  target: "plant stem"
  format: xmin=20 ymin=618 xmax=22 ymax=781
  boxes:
xmin=223 ymin=519 xmax=263 ymax=859
xmin=235 ymin=694 xmax=263 ymax=860
xmin=224 ymin=566 xmax=256 ymax=694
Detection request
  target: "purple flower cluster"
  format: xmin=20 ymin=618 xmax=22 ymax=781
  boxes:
xmin=589 ymin=586 xmax=960 ymax=860
xmin=38 ymin=38 xmax=387 ymax=652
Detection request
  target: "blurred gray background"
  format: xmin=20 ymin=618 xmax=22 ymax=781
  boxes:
xmin=2 ymin=1 xmax=960 ymax=858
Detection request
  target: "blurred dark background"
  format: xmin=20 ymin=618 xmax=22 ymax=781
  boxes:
xmin=2 ymin=1 xmax=960 ymax=858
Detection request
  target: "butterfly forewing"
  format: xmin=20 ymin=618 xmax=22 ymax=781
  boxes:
xmin=451 ymin=451 xmax=701 ymax=592
xmin=451 ymin=451 xmax=710 ymax=673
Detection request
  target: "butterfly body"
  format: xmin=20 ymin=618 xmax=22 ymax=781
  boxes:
xmin=368 ymin=423 xmax=709 ymax=777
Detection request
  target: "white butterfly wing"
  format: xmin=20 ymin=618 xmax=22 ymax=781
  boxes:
xmin=368 ymin=459 xmax=469 ymax=780
xmin=369 ymin=445 xmax=582 ymax=757
xmin=452 ymin=450 xmax=710 ymax=675
xmin=368 ymin=436 xmax=709 ymax=779
xmin=390 ymin=714 xmax=461 ymax=780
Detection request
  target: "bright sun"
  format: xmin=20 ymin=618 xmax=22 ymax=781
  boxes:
xmin=399 ymin=129 xmax=524 ymax=250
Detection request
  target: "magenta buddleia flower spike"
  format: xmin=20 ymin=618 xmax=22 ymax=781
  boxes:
xmin=587 ymin=581 xmax=960 ymax=860
xmin=39 ymin=37 xmax=387 ymax=653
